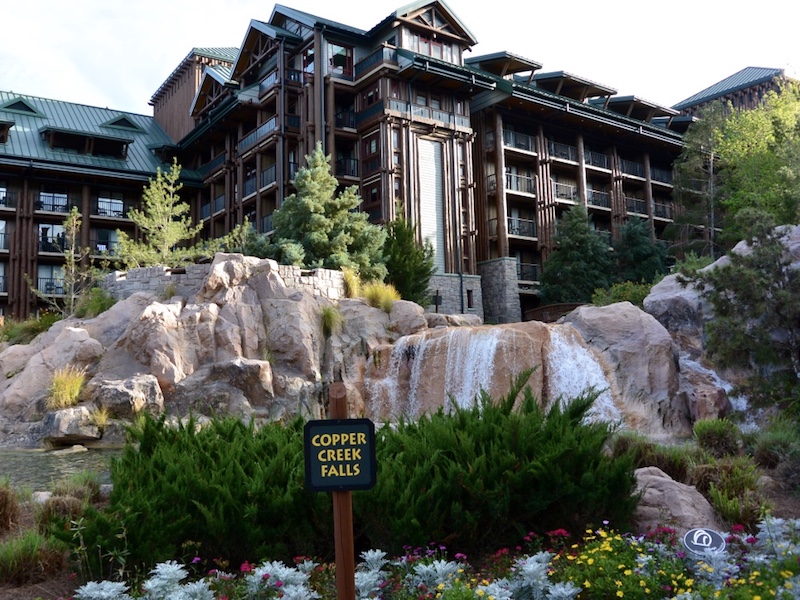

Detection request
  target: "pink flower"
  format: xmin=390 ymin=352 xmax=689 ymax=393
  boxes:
xmin=240 ymin=561 xmax=254 ymax=573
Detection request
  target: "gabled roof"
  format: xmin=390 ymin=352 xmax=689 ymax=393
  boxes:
xmin=673 ymin=66 xmax=785 ymax=110
xmin=381 ymin=0 xmax=477 ymax=45
xmin=189 ymin=65 xmax=238 ymax=116
xmin=532 ymin=71 xmax=616 ymax=102
xmin=465 ymin=52 xmax=543 ymax=79
xmin=271 ymin=4 xmax=369 ymax=39
xmin=0 ymin=91 xmax=172 ymax=180
xmin=230 ymin=19 xmax=302 ymax=81
xmin=589 ymin=95 xmax=678 ymax=121
xmin=150 ymin=47 xmax=238 ymax=106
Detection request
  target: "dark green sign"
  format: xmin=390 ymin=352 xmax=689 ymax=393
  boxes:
xmin=304 ymin=419 xmax=376 ymax=492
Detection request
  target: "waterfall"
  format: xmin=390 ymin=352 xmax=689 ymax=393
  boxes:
xmin=442 ymin=328 xmax=503 ymax=410
xmin=546 ymin=327 xmax=621 ymax=424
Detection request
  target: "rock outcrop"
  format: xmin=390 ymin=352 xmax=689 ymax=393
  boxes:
xmin=0 ymin=252 xmax=733 ymax=447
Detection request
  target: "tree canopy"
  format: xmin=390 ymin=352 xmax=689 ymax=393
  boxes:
xmin=539 ymin=206 xmax=614 ymax=303
xmin=267 ymin=142 xmax=387 ymax=281
xmin=613 ymin=217 xmax=668 ymax=284
xmin=383 ymin=214 xmax=436 ymax=306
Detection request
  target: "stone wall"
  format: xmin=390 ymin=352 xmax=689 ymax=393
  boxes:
xmin=102 ymin=261 xmax=346 ymax=301
xmin=425 ymin=273 xmax=483 ymax=320
xmin=478 ymin=257 xmax=522 ymax=323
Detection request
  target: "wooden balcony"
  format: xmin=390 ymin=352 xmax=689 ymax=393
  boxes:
xmin=488 ymin=217 xmax=537 ymax=239
xmin=503 ymin=129 xmax=536 ymax=153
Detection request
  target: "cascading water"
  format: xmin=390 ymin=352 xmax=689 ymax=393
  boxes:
xmin=365 ymin=326 xmax=538 ymax=419
xmin=545 ymin=327 xmax=621 ymax=423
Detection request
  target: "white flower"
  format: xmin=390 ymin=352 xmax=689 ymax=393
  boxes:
xmin=74 ymin=580 xmax=134 ymax=600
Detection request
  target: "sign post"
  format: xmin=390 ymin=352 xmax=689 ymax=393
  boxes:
xmin=304 ymin=382 xmax=376 ymax=600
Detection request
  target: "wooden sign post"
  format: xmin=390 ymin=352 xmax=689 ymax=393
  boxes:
xmin=304 ymin=382 xmax=376 ymax=600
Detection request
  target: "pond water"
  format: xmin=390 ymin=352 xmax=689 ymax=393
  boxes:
xmin=0 ymin=448 xmax=122 ymax=491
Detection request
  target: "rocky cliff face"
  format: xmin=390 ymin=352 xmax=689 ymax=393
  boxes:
xmin=0 ymin=252 xmax=733 ymax=448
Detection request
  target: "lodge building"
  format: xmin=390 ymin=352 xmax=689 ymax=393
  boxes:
xmin=0 ymin=0 xmax=690 ymax=322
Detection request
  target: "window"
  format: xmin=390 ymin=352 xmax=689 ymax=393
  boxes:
xmin=415 ymin=91 xmax=428 ymax=106
xmin=328 ymin=43 xmax=353 ymax=77
xmin=38 ymin=224 xmax=65 ymax=252
xmin=90 ymin=228 xmax=119 ymax=254
xmin=303 ymin=46 xmax=315 ymax=74
xmin=361 ymin=85 xmax=380 ymax=109
xmin=38 ymin=190 xmax=69 ymax=212
xmin=466 ymin=289 xmax=474 ymax=309
xmin=37 ymin=264 xmax=64 ymax=295
xmin=0 ymin=220 xmax=6 ymax=251
xmin=362 ymin=182 xmax=382 ymax=222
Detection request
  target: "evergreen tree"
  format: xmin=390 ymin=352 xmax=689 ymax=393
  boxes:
xmin=681 ymin=209 xmax=800 ymax=407
xmin=383 ymin=215 xmax=436 ymax=306
xmin=268 ymin=142 xmax=387 ymax=281
xmin=613 ymin=217 xmax=668 ymax=283
xmin=539 ymin=206 xmax=614 ymax=304
xmin=116 ymin=159 xmax=202 ymax=268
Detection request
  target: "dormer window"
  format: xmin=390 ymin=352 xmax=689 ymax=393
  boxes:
xmin=0 ymin=121 xmax=11 ymax=144
xmin=39 ymin=127 xmax=131 ymax=159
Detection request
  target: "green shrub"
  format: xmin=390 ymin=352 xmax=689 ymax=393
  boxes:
xmin=694 ymin=418 xmax=741 ymax=457
xmin=0 ymin=311 xmax=62 ymax=345
xmin=591 ymin=280 xmax=654 ymax=308
xmin=0 ymin=478 xmax=19 ymax=533
xmin=74 ymin=287 xmax=117 ymax=318
xmin=51 ymin=470 xmax=101 ymax=504
xmin=320 ymin=304 xmax=343 ymax=338
xmin=750 ymin=418 xmax=800 ymax=468
xmin=0 ymin=530 xmax=67 ymax=585
xmin=36 ymin=496 xmax=85 ymax=535
xmin=58 ymin=415 xmax=334 ymax=576
xmin=610 ymin=432 xmax=705 ymax=483
xmin=354 ymin=371 xmax=639 ymax=557
xmin=361 ymin=281 xmax=401 ymax=313
xmin=673 ymin=250 xmax=714 ymax=274
xmin=46 ymin=364 xmax=87 ymax=410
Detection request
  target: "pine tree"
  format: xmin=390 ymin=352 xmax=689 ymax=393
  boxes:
xmin=613 ymin=217 xmax=668 ymax=283
xmin=116 ymin=158 xmax=202 ymax=268
xmin=383 ymin=215 xmax=436 ymax=306
xmin=269 ymin=142 xmax=387 ymax=281
xmin=539 ymin=206 xmax=614 ymax=304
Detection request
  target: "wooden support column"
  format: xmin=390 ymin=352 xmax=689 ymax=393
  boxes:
xmin=329 ymin=382 xmax=355 ymax=600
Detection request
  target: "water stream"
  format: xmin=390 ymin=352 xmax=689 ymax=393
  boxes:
xmin=0 ymin=448 xmax=120 ymax=490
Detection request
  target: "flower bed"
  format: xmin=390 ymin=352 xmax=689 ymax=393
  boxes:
xmin=72 ymin=517 xmax=800 ymax=599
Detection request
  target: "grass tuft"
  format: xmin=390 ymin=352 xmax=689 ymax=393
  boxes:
xmin=342 ymin=267 xmax=361 ymax=298
xmin=0 ymin=478 xmax=19 ymax=534
xmin=74 ymin=287 xmax=117 ymax=318
xmin=361 ymin=281 xmax=401 ymax=313
xmin=0 ymin=529 xmax=67 ymax=585
xmin=46 ymin=365 xmax=87 ymax=411
xmin=321 ymin=305 xmax=343 ymax=338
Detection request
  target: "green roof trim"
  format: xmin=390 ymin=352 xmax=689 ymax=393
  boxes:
xmin=0 ymin=97 xmax=45 ymax=117
xmin=673 ymin=66 xmax=785 ymax=110
xmin=101 ymin=115 xmax=145 ymax=133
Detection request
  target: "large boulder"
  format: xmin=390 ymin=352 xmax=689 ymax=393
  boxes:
xmin=644 ymin=274 xmax=708 ymax=356
xmin=632 ymin=466 xmax=724 ymax=536
xmin=93 ymin=374 xmax=165 ymax=419
xmin=563 ymin=302 xmax=692 ymax=435
xmin=41 ymin=406 xmax=101 ymax=447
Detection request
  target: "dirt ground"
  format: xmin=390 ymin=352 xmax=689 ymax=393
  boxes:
xmin=2 ymin=477 xmax=800 ymax=600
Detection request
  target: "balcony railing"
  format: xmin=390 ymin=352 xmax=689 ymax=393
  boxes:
xmin=36 ymin=193 xmax=76 ymax=213
xmin=93 ymin=199 xmax=127 ymax=217
xmin=0 ymin=191 xmax=17 ymax=208
xmin=506 ymin=173 xmax=536 ymax=195
xmin=587 ymin=189 xmax=611 ymax=208
xmin=0 ymin=232 xmax=8 ymax=250
xmin=362 ymin=157 xmax=381 ymax=177
xmin=356 ymin=101 xmax=385 ymax=125
xmin=0 ymin=275 xmax=6 ymax=294
xmin=258 ymin=68 xmax=302 ymax=96
xmin=239 ymin=116 xmax=278 ymax=152
xmin=553 ymin=181 xmax=578 ymax=201
xmin=651 ymin=167 xmax=674 ymax=184
xmin=548 ymin=141 xmax=578 ymax=161
xmin=261 ymin=213 xmax=274 ymax=234
xmin=200 ymin=203 xmax=211 ymax=220
xmin=89 ymin=239 xmax=120 ymax=255
xmin=38 ymin=277 xmax=66 ymax=295
xmin=585 ymin=150 xmax=610 ymax=169
xmin=213 ymin=194 xmax=225 ymax=214
xmin=198 ymin=153 xmax=225 ymax=178
xmin=261 ymin=164 xmax=277 ymax=189
xmin=654 ymin=201 xmax=674 ymax=219
xmin=354 ymin=47 xmax=397 ymax=79
xmin=289 ymin=162 xmax=299 ymax=180
xmin=335 ymin=109 xmax=356 ymax=129
xmin=626 ymin=197 xmax=648 ymax=215
xmin=39 ymin=235 xmax=66 ymax=252
xmin=620 ymin=159 xmax=645 ymax=178
xmin=517 ymin=263 xmax=540 ymax=282
xmin=488 ymin=218 xmax=537 ymax=238
xmin=243 ymin=175 xmax=257 ymax=197
xmin=503 ymin=130 xmax=536 ymax=152
xmin=335 ymin=158 xmax=358 ymax=178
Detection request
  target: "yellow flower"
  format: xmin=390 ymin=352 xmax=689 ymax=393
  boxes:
xmin=587 ymin=558 xmax=595 ymax=565
xmin=584 ymin=581 xmax=591 ymax=588
xmin=477 ymin=591 xmax=485 ymax=597
xmin=617 ymin=591 xmax=624 ymax=597
xmin=624 ymin=569 xmax=632 ymax=576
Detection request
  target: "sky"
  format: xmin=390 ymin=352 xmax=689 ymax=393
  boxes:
xmin=2 ymin=0 xmax=797 ymax=117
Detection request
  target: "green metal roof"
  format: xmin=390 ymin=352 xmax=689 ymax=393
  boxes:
xmin=673 ymin=66 xmax=785 ymax=110
xmin=0 ymin=91 xmax=173 ymax=179
xmin=192 ymin=47 xmax=240 ymax=62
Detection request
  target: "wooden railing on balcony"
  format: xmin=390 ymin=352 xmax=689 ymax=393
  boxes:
xmin=198 ymin=153 xmax=225 ymax=178
xmin=548 ymin=141 xmax=578 ymax=161
xmin=239 ymin=116 xmax=278 ymax=152
xmin=503 ymin=129 xmax=536 ymax=152
xmin=587 ymin=189 xmax=611 ymax=208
